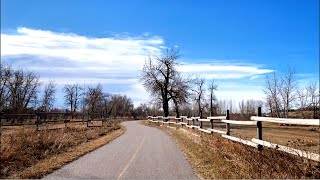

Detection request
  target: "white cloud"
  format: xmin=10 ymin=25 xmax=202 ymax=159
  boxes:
xmin=1 ymin=27 xmax=275 ymax=107
xmin=178 ymin=64 xmax=273 ymax=79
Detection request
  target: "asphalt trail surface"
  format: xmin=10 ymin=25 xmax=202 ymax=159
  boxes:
xmin=44 ymin=121 xmax=198 ymax=179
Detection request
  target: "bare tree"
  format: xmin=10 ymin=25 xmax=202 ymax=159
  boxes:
xmin=280 ymin=67 xmax=298 ymax=118
xmin=239 ymin=100 xmax=246 ymax=115
xmin=73 ymin=84 xmax=83 ymax=113
xmin=191 ymin=77 xmax=206 ymax=118
xmin=41 ymin=80 xmax=56 ymax=112
xmin=265 ymin=95 xmax=273 ymax=115
xmin=0 ymin=66 xmax=12 ymax=111
xmin=245 ymin=100 xmax=255 ymax=114
xmin=208 ymin=79 xmax=218 ymax=116
xmin=64 ymin=84 xmax=75 ymax=112
xmin=216 ymin=99 xmax=227 ymax=115
xmin=306 ymin=81 xmax=319 ymax=119
xmin=64 ymin=84 xmax=83 ymax=113
xmin=295 ymin=86 xmax=311 ymax=117
xmin=169 ymin=75 xmax=190 ymax=117
xmin=140 ymin=48 xmax=180 ymax=117
xmin=6 ymin=69 xmax=40 ymax=112
xmin=264 ymin=72 xmax=282 ymax=117
xmin=85 ymin=84 xmax=104 ymax=114
xmin=133 ymin=103 xmax=151 ymax=118
xmin=227 ymin=99 xmax=236 ymax=114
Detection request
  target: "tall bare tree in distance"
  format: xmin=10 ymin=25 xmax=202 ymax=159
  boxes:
xmin=306 ymin=81 xmax=319 ymax=118
xmin=280 ymin=67 xmax=298 ymax=118
xmin=64 ymin=84 xmax=83 ymax=113
xmin=85 ymin=84 xmax=104 ymax=114
xmin=73 ymin=84 xmax=83 ymax=113
xmin=264 ymin=71 xmax=282 ymax=117
xmin=191 ymin=77 xmax=206 ymax=118
xmin=208 ymin=79 xmax=218 ymax=116
xmin=140 ymin=48 xmax=180 ymax=117
xmin=41 ymin=80 xmax=56 ymax=112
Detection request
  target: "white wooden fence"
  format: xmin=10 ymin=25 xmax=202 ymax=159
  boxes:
xmin=147 ymin=107 xmax=320 ymax=162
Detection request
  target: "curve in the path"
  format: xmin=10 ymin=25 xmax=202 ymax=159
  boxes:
xmin=44 ymin=121 xmax=198 ymax=179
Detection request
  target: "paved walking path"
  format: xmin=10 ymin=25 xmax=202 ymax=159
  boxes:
xmin=44 ymin=121 xmax=198 ymax=179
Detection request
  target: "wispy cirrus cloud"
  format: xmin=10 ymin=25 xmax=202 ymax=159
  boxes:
xmin=179 ymin=63 xmax=273 ymax=79
xmin=1 ymin=27 xmax=275 ymax=106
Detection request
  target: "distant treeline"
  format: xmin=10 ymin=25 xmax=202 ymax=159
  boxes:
xmin=0 ymin=66 xmax=136 ymax=118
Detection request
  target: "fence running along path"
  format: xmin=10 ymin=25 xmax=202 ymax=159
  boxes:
xmin=0 ymin=111 xmax=110 ymax=130
xmin=147 ymin=107 xmax=320 ymax=162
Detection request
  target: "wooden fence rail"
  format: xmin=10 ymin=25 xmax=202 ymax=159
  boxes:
xmin=0 ymin=112 xmax=110 ymax=130
xmin=147 ymin=107 xmax=320 ymax=162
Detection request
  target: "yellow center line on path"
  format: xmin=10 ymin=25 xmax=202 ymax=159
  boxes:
xmin=117 ymin=135 xmax=145 ymax=179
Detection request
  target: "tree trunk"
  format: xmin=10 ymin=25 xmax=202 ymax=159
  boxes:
xmin=198 ymin=100 xmax=202 ymax=118
xmin=162 ymin=99 xmax=169 ymax=117
xmin=173 ymin=99 xmax=180 ymax=118
xmin=210 ymin=93 xmax=213 ymax=116
xmin=162 ymin=87 xmax=169 ymax=117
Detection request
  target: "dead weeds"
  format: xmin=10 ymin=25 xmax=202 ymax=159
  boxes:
xmin=0 ymin=120 xmax=125 ymax=178
xmin=144 ymin=121 xmax=320 ymax=179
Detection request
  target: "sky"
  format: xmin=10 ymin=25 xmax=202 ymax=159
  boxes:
xmin=1 ymin=0 xmax=319 ymax=108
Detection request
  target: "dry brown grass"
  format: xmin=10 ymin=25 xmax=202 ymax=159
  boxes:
xmin=0 ymin=120 xmax=125 ymax=179
xmin=144 ymin=121 xmax=320 ymax=179
xmin=198 ymin=121 xmax=320 ymax=153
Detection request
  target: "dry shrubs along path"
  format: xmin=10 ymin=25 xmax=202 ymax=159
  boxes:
xmin=0 ymin=121 xmax=124 ymax=178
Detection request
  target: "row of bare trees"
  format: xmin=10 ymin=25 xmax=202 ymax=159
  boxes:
xmin=0 ymin=66 xmax=134 ymax=117
xmin=140 ymin=49 xmax=319 ymax=119
xmin=264 ymin=67 xmax=319 ymax=118
xmin=65 ymin=83 xmax=134 ymax=117
xmin=139 ymin=49 xmax=264 ymax=118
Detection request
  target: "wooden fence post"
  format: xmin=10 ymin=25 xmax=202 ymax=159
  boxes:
xmin=87 ymin=113 xmax=89 ymax=127
xmin=0 ymin=112 xmax=2 ymax=149
xmin=200 ymin=120 xmax=203 ymax=129
xmin=65 ymin=109 xmax=68 ymax=128
xmin=226 ymin=110 xmax=230 ymax=135
xmin=257 ymin=107 xmax=263 ymax=151
xmin=36 ymin=111 xmax=40 ymax=131
xmin=210 ymin=119 xmax=213 ymax=129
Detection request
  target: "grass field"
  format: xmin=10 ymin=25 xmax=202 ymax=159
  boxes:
xmin=0 ymin=120 xmax=125 ymax=179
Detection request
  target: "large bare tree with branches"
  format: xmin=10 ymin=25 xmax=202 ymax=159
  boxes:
xmin=140 ymin=48 xmax=181 ymax=117
xmin=6 ymin=68 xmax=40 ymax=112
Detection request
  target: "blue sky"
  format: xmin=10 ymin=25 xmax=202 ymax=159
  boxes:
xmin=1 ymin=0 xmax=319 ymax=107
